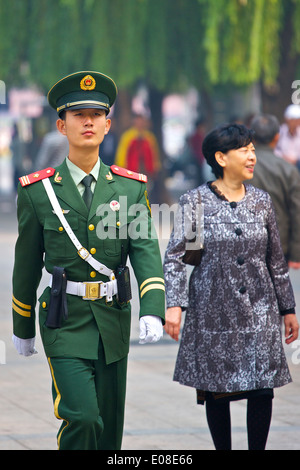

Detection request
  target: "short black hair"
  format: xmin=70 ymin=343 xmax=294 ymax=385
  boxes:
xmin=59 ymin=110 xmax=66 ymax=120
xmin=202 ymin=123 xmax=254 ymax=178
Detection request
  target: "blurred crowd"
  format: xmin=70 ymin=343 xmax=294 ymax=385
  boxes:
xmin=2 ymin=102 xmax=300 ymax=268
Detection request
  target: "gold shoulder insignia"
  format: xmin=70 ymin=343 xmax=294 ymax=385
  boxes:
xmin=110 ymin=165 xmax=147 ymax=183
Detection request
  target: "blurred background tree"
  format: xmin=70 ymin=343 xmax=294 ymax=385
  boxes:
xmin=1 ymin=0 xmax=300 ymax=199
xmin=1 ymin=1 xmax=300 ymax=118
xmin=1 ymin=0 xmax=299 ymax=121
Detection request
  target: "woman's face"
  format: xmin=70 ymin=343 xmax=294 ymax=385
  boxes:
xmin=216 ymin=143 xmax=256 ymax=181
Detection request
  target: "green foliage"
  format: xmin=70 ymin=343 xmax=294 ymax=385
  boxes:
xmin=0 ymin=0 xmax=298 ymax=92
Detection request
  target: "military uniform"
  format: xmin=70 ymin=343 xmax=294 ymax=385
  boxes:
xmin=12 ymin=71 xmax=165 ymax=450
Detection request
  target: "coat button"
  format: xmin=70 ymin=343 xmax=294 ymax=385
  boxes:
xmin=239 ymin=286 xmax=247 ymax=294
xmin=237 ymin=256 xmax=244 ymax=265
xmin=230 ymin=201 xmax=237 ymax=208
xmin=58 ymin=226 xmax=64 ymax=232
xmin=90 ymin=271 xmax=96 ymax=278
xmin=42 ymin=302 xmax=47 ymax=308
xmin=235 ymin=228 xmax=242 ymax=236
xmin=89 ymin=224 xmax=95 ymax=231
xmin=90 ymin=247 xmax=96 ymax=254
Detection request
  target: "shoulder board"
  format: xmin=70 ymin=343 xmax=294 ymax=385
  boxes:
xmin=19 ymin=168 xmax=55 ymax=187
xmin=110 ymin=165 xmax=147 ymax=183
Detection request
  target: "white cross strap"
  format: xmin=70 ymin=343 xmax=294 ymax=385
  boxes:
xmin=42 ymin=178 xmax=114 ymax=279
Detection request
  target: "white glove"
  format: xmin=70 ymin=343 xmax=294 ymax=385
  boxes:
xmin=12 ymin=334 xmax=38 ymax=357
xmin=139 ymin=315 xmax=163 ymax=344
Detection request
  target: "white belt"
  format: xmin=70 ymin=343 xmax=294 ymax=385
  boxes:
xmin=42 ymin=178 xmax=114 ymax=280
xmin=49 ymin=278 xmax=118 ymax=302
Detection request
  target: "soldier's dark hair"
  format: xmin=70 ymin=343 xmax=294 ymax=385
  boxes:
xmin=59 ymin=110 xmax=66 ymax=120
xmin=202 ymin=123 xmax=255 ymax=179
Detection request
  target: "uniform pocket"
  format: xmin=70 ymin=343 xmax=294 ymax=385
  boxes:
xmin=43 ymin=214 xmax=79 ymax=259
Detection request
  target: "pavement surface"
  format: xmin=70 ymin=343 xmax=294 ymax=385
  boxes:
xmin=0 ymin=194 xmax=300 ymax=451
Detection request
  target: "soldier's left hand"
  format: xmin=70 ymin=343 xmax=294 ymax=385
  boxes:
xmin=139 ymin=315 xmax=163 ymax=344
xmin=12 ymin=335 xmax=38 ymax=356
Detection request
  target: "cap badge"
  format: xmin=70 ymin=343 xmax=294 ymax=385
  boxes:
xmin=110 ymin=200 xmax=120 ymax=212
xmin=80 ymin=75 xmax=96 ymax=91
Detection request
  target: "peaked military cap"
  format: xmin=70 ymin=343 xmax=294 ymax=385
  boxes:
xmin=47 ymin=71 xmax=117 ymax=117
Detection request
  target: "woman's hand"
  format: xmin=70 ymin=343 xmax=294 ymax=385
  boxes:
xmin=284 ymin=314 xmax=299 ymax=344
xmin=164 ymin=307 xmax=182 ymax=341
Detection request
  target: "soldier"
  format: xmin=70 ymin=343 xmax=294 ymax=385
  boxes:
xmin=12 ymin=71 xmax=165 ymax=450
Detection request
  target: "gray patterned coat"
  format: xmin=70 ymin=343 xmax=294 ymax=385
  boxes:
xmin=164 ymin=183 xmax=295 ymax=393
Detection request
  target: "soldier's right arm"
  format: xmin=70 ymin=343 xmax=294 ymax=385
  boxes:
xmin=12 ymin=185 xmax=44 ymax=340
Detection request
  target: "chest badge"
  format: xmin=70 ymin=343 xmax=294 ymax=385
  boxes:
xmin=110 ymin=200 xmax=120 ymax=212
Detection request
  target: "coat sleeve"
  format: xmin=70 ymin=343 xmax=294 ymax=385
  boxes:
xmin=265 ymin=194 xmax=296 ymax=314
xmin=163 ymin=190 xmax=201 ymax=309
xmin=287 ymin=166 xmax=300 ymax=262
xmin=12 ymin=185 xmax=44 ymax=339
xmin=128 ymin=184 xmax=165 ymax=322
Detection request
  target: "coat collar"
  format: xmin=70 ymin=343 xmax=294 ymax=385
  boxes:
xmin=51 ymin=158 xmax=116 ymax=220
xmin=201 ymin=182 xmax=258 ymax=215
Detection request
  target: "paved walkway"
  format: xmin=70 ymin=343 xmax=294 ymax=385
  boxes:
xmin=0 ymin=197 xmax=299 ymax=450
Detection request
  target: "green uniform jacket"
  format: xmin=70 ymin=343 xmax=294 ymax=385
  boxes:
xmin=12 ymin=159 xmax=165 ymax=364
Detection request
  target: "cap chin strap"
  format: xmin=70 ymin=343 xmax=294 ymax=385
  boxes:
xmin=56 ymin=100 xmax=110 ymax=113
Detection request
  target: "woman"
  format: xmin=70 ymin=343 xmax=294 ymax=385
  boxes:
xmin=163 ymin=123 xmax=299 ymax=450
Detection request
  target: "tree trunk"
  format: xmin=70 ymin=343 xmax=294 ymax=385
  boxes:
xmin=148 ymin=87 xmax=171 ymax=204
xmin=261 ymin=8 xmax=300 ymax=121
xmin=114 ymin=89 xmax=133 ymax=138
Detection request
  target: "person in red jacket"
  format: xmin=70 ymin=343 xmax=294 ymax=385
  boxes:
xmin=115 ymin=114 xmax=161 ymax=194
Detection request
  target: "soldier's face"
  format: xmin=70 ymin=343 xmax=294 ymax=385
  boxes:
xmin=57 ymin=108 xmax=111 ymax=149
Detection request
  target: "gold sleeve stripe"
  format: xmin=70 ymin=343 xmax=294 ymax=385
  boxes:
xmin=140 ymin=284 xmax=165 ymax=299
xmin=12 ymin=303 xmax=31 ymax=318
xmin=12 ymin=295 xmax=31 ymax=310
xmin=139 ymin=277 xmax=165 ymax=291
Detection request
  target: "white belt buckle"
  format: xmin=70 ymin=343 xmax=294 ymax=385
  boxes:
xmin=83 ymin=282 xmax=102 ymax=300
xmin=78 ymin=247 xmax=90 ymax=260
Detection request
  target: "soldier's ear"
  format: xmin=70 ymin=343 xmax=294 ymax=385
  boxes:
xmin=56 ymin=118 xmax=67 ymax=136
xmin=105 ymin=118 xmax=111 ymax=135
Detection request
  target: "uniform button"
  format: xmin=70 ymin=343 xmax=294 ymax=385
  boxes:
xmin=235 ymin=228 xmax=242 ymax=236
xmin=90 ymin=271 xmax=96 ymax=278
xmin=58 ymin=226 xmax=64 ymax=232
xmin=42 ymin=302 xmax=47 ymax=308
xmin=90 ymin=247 xmax=96 ymax=254
xmin=230 ymin=201 xmax=237 ymax=208
xmin=116 ymin=221 xmax=121 ymax=227
xmin=239 ymin=286 xmax=247 ymax=294
xmin=88 ymin=224 xmax=95 ymax=231
xmin=237 ymin=256 xmax=245 ymax=265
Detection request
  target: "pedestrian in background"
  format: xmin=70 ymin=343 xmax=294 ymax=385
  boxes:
xmin=250 ymin=114 xmax=300 ymax=269
xmin=275 ymin=104 xmax=300 ymax=171
xmin=163 ymin=123 xmax=299 ymax=450
xmin=115 ymin=114 xmax=161 ymax=197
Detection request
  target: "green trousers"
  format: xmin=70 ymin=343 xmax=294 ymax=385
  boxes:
xmin=47 ymin=339 xmax=128 ymax=450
